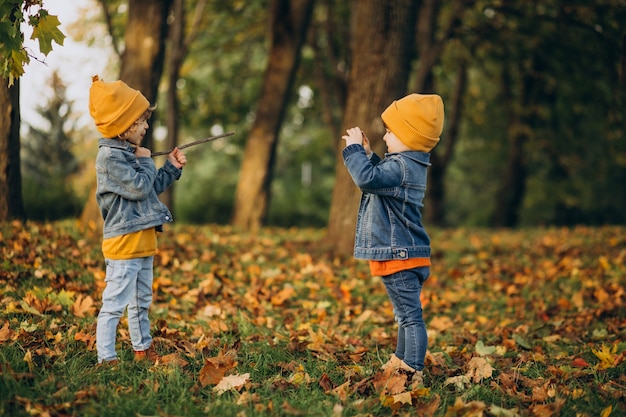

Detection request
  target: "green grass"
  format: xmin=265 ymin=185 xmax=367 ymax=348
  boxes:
xmin=1 ymin=221 xmax=625 ymax=416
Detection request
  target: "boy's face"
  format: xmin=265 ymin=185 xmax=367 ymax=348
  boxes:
xmin=383 ymin=129 xmax=411 ymax=153
xmin=126 ymin=115 xmax=149 ymax=146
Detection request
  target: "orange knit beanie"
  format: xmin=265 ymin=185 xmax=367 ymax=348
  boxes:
xmin=89 ymin=75 xmax=149 ymax=138
xmin=381 ymin=93 xmax=444 ymax=152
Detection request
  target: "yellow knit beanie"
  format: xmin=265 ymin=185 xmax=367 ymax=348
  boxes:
xmin=89 ymin=75 xmax=150 ymax=138
xmin=381 ymin=93 xmax=444 ymax=152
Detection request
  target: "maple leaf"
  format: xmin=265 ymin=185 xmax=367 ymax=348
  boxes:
xmin=0 ymin=321 xmax=15 ymax=343
xmin=213 ymin=373 xmax=250 ymax=395
xmin=466 ymin=357 xmax=494 ymax=383
xmin=74 ymin=330 xmax=97 ymax=350
xmin=592 ymin=344 xmax=618 ymax=370
xmin=199 ymin=351 xmax=237 ymax=386
xmin=30 ymin=12 xmax=65 ymax=55
xmin=71 ymin=294 xmax=95 ymax=318
xmin=372 ymin=367 xmax=407 ymax=395
xmin=444 ymin=375 xmax=470 ymax=390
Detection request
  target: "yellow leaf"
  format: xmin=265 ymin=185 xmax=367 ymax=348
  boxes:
xmin=24 ymin=350 xmax=34 ymax=372
xmin=592 ymin=344 xmax=618 ymax=370
xmin=600 ymin=405 xmax=612 ymax=417
xmin=392 ymin=391 xmax=412 ymax=405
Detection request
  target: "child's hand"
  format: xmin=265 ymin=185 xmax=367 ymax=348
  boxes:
xmin=135 ymin=147 xmax=152 ymax=158
xmin=168 ymin=147 xmax=187 ymax=169
xmin=342 ymin=127 xmax=365 ymax=147
xmin=361 ymin=132 xmax=372 ymax=157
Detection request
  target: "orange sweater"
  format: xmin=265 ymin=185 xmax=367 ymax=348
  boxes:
xmin=369 ymin=258 xmax=430 ymax=277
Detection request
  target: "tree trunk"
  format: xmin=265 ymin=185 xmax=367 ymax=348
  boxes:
xmin=231 ymin=0 xmax=315 ymax=232
xmin=325 ymin=0 xmax=418 ymax=257
xmin=413 ymin=0 xmax=472 ymax=226
xmin=0 ymin=79 xmax=25 ymax=221
xmin=161 ymin=0 xmax=206 ymax=212
xmin=426 ymin=59 xmax=467 ymax=225
xmin=80 ymin=0 xmax=173 ymax=232
xmin=491 ymin=60 xmax=532 ymax=227
xmin=120 ymin=0 xmax=172 ymax=150
xmin=161 ymin=0 xmax=185 ymax=212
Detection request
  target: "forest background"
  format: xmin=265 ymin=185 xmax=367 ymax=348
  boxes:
xmin=2 ymin=0 xmax=624 ymax=252
xmin=1 ymin=1 xmax=626 ymax=416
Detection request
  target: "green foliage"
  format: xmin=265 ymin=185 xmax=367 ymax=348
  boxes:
xmin=0 ymin=1 xmax=64 ymax=84
xmin=437 ymin=0 xmax=626 ymax=226
xmin=166 ymin=0 xmax=340 ymax=227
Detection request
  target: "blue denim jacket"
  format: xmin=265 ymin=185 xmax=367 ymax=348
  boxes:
xmin=343 ymin=143 xmax=431 ymax=261
xmin=96 ymin=138 xmax=182 ymax=239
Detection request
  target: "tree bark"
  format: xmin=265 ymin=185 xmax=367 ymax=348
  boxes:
xmin=0 ymin=79 xmax=25 ymax=221
xmin=80 ymin=0 xmax=173 ymax=232
xmin=161 ymin=0 xmax=206 ymax=211
xmin=231 ymin=0 xmax=315 ymax=232
xmin=491 ymin=59 xmax=531 ymax=227
xmin=325 ymin=0 xmax=418 ymax=257
xmin=120 ymin=0 xmax=172 ymax=150
xmin=413 ymin=0 xmax=473 ymax=226
xmin=426 ymin=59 xmax=467 ymax=225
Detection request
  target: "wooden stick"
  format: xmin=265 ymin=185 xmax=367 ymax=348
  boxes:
xmin=151 ymin=132 xmax=235 ymax=156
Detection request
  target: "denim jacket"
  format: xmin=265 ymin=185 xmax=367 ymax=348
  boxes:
xmin=342 ymin=143 xmax=431 ymax=261
xmin=96 ymin=138 xmax=182 ymax=239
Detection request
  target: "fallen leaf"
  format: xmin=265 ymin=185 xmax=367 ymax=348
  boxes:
xmin=466 ymin=356 xmax=494 ymax=383
xmin=0 ymin=321 xmax=15 ymax=343
xmin=71 ymin=294 xmax=95 ymax=317
xmin=213 ymin=373 xmax=250 ymax=395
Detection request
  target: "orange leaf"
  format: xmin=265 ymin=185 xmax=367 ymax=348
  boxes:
xmin=71 ymin=294 xmax=95 ymax=318
xmin=0 ymin=321 xmax=15 ymax=343
xmin=571 ymin=357 xmax=589 ymax=368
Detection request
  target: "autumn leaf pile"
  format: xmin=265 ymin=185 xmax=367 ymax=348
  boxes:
xmin=1 ymin=221 xmax=625 ymax=416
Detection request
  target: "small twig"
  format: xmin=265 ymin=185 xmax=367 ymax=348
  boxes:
xmin=151 ymin=132 xmax=235 ymax=156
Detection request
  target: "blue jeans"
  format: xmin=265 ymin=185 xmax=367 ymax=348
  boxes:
xmin=96 ymin=257 xmax=154 ymax=363
xmin=381 ymin=267 xmax=429 ymax=371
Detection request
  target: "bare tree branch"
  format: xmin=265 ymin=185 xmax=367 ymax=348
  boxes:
xmin=151 ymin=132 xmax=234 ymax=156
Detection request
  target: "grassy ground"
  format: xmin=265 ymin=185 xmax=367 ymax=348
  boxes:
xmin=1 ymin=221 xmax=625 ymax=416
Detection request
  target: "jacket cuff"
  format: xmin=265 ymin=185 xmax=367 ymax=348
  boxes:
xmin=342 ymin=143 xmax=365 ymax=160
xmin=163 ymin=160 xmax=183 ymax=179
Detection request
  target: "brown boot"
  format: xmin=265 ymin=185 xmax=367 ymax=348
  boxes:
xmin=397 ymin=360 xmax=424 ymax=390
xmin=96 ymin=359 xmax=119 ymax=369
xmin=409 ymin=369 xmax=424 ymax=389
xmin=134 ymin=346 xmax=160 ymax=364
xmin=381 ymin=354 xmax=403 ymax=371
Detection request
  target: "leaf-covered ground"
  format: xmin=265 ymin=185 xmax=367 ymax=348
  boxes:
xmin=1 ymin=221 xmax=625 ymax=416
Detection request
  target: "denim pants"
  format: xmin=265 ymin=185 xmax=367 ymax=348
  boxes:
xmin=381 ymin=267 xmax=429 ymax=371
xmin=96 ymin=257 xmax=154 ymax=363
